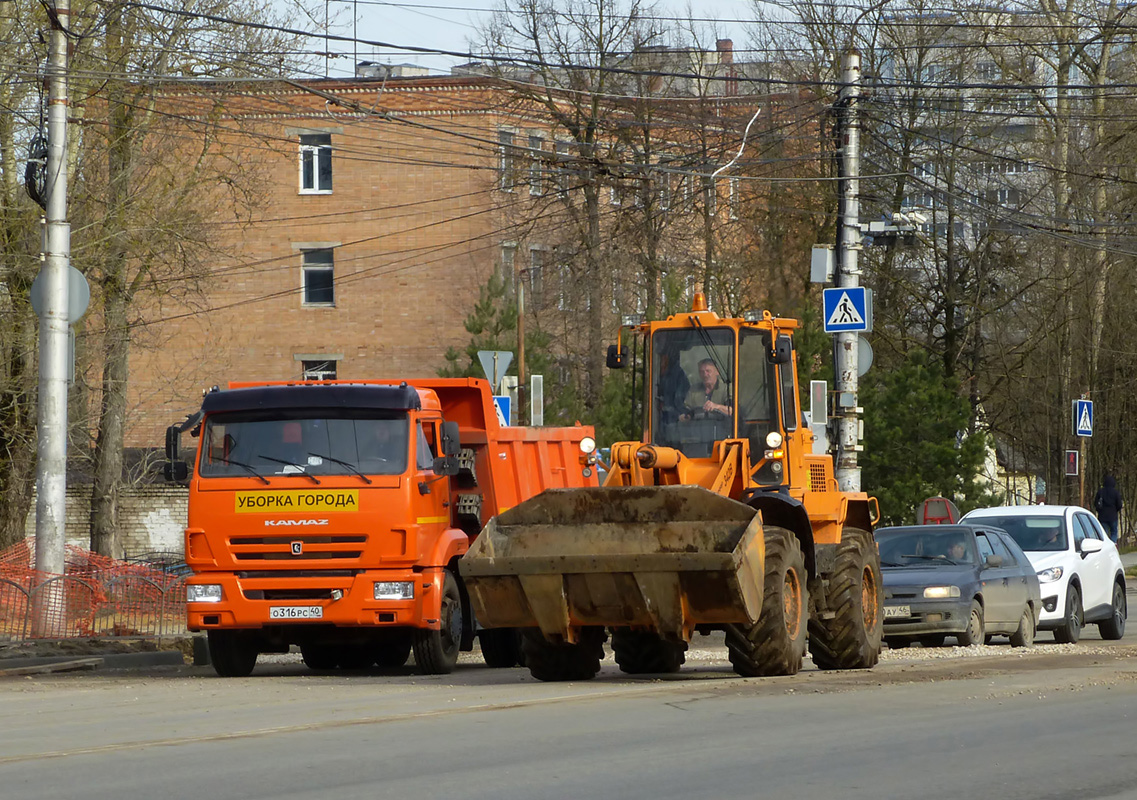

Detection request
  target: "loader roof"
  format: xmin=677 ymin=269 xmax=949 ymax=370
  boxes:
xmin=201 ymin=383 xmax=422 ymax=414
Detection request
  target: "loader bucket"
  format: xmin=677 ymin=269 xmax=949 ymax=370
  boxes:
xmin=459 ymin=486 xmax=765 ymax=642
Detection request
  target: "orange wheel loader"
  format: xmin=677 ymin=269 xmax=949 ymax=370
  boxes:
xmin=460 ymin=295 xmax=883 ymax=681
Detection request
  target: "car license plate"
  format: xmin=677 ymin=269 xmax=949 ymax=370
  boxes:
xmin=269 ymin=605 xmax=323 ymax=620
xmin=884 ymin=605 xmax=911 ymax=619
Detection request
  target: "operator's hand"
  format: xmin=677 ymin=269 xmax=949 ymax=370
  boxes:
xmin=703 ymin=400 xmax=721 ymax=415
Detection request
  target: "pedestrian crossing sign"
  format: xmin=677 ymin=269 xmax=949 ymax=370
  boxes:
xmin=822 ymin=287 xmax=872 ymax=333
xmin=1073 ymin=399 xmax=1093 ymax=437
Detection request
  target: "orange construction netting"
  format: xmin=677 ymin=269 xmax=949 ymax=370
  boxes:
xmin=0 ymin=540 xmax=187 ymax=641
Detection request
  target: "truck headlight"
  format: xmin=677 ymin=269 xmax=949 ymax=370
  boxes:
xmin=579 ymin=436 xmax=597 ymax=455
xmin=1037 ymin=566 xmax=1064 ymax=583
xmin=923 ymin=585 xmax=961 ymax=599
xmin=187 ymin=584 xmax=222 ymax=603
xmin=374 ymin=581 xmax=414 ymax=600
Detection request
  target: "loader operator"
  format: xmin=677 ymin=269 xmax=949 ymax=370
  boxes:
xmin=680 ymin=359 xmax=731 ymax=420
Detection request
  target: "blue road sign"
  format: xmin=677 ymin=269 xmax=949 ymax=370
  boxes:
xmin=823 ymin=287 xmax=871 ymax=333
xmin=1074 ymin=399 xmax=1093 ymax=437
xmin=493 ymin=395 xmax=512 ymax=427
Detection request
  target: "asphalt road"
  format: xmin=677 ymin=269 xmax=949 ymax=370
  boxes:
xmin=3 ymin=622 xmax=1137 ymax=800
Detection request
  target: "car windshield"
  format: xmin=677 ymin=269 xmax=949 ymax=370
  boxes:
xmin=874 ymin=527 xmax=977 ymax=565
xmin=198 ymin=410 xmax=409 ymax=478
xmin=968 ymin=515 xmax=1065 ymax=552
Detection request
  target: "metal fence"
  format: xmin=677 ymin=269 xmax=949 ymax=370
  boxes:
xmin=0 ymin=544 xmax=188 ymax=645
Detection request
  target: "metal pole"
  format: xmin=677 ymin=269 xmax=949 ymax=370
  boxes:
xmin=33 ymin=0 xmax=72 ymax=634
xmin=834 ymin=50 xmax=862 ymax=493
xmin=516 ymin=269 xmax=527 ymax=426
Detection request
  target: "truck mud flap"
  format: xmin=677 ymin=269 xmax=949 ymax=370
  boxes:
xmin=459 ymin=486 xmax=765 ymax=642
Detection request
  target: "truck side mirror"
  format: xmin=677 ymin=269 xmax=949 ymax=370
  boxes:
xmin=432 ymin=456 xmax=460 ymax=476
xmin=606 ymin=344 xmax=627 ymax=369
xmin=163 ymin=424 xmax=189 ymax=483
xmin=163 ymin=461 xmax=189 ymax=482
xmin=770 ymin=335 xmax=792 ymax=364
xmin=440 ymin=420 xmax=461 ymax=456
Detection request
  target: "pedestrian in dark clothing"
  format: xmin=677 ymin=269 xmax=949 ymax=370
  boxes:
xmin=1094 ymin=473 xmax=1123 ymax=543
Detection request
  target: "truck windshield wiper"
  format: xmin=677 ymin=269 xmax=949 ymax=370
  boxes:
xmin=308 ymin=452 xmax=373 ymax=484
xmin=218 ymin=458 xmax=269 ymax=485
xmin=257 ymin=454 xmax=322 ymax=484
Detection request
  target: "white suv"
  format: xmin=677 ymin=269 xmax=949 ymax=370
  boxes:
xmin=960 ymin=505 xmax=1126 ymax=643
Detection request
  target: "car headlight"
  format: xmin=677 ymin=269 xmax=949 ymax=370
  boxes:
xmin=187 ymin=584 xmax=222 ymax=603
xmin=374 ymin=581 xmax=414 ymax=600
xmin=1037 ymin=566 xmax=1064 ymax=583
xmin=923 ymin=585 xmax=961 ymax=599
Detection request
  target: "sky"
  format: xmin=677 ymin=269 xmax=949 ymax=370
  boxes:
xmin=310 ymin=0 xmax=768 ymax=77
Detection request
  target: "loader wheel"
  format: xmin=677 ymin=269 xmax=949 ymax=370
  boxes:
xmin=412 ymin=570 xmax=462 ymax=675
xmin=611 ymin=628 xmax=686 ymax=674
xmin=521 ymin=627 xmax=605 ymax=682
xmin=479 ymin=627 xmax=524 ymax=668
xmin=208 ymin=630 xmax=258 ymax=677
xmin=808 ymin=527 xmax=883 ymax=670
xmin=725 ymin=527 xmax=807 ymax=677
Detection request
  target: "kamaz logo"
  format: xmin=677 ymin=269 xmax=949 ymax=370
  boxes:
xmin=264 ymin=519 xmax=329 ymax=527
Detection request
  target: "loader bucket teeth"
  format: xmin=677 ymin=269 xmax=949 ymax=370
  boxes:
xmin=459 ymin=485 xmax=765 ymax=642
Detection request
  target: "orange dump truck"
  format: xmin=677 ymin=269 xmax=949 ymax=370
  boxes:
xmin=162 ymin=378 xmax=597 ymax=677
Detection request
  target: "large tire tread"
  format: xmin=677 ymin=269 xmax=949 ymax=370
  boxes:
xmin=725 ymin=527 xmax=807 ymax=677
xmin=412 ymin=570 xmax=463 ymax=675
xmin=521 ymin=628 xmax=605 ymax=682
xmin=479 ymin=627 xmax=524 ymax=668
xmin=611 ymin=629 xmax=686 ymax=674
xmin=808 ymin=527 xmax=883 ymax=670
xmin=208 ymin=630 xmax=258 ymax=677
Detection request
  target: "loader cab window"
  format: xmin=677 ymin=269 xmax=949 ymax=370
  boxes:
xmin=199 ymin=411 xmax=409 ymax=478
xmin=776 ymin=335 xmax=798 ymax=433
xmin=738 ymin=329 xmax=779 ymax=459
xmin=650 ymin=327 xmax=733 ymax=458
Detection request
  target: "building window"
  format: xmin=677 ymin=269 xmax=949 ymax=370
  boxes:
xmin=302 ymin=249 xmax=335 ymax=306
xmin=500 ymin=243 xmax=516 ymax=289
xmin=299 ymin=133 xmax=332 ymax=193
xmin=528 ymin=134 xmax=544 ymax=195
xmin=302 ymin=359 xmax=337 ymax=381
xmin=658 ymin=171 xmax=671 ymax=211
xmin=729 ymin=177 xmax=740 ymax=220
xmin=499 ymin=129 xmax=517 ymax=191
xmin=529 ymin=246 xmax=546 ymax=306
xmin=555 ymin=140 xmax=572 ymax=194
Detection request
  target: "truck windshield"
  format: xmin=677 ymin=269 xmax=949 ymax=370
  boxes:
xmin=651 ymin=326 xmax=734 ymax=458
xmin=198 ymin=411 xmax=409 ymax=478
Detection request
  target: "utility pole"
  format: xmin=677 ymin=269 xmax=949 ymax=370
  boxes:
xmin=33 ymin=0 xmax=73 ymax=632
xmin=834 ymin=50 xmax=862 ymax=493
xmin=516 ymin=267 xmax=527 ymax=425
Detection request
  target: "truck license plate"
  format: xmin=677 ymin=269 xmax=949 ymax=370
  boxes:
xmin=884 ymin=605 xmax=911 ymax=619
xmin=269 ymin=605 xmax=323 ymax=620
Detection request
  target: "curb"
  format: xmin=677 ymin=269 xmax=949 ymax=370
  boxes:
xmin=0 ymin=650 xmax=186 ymax=674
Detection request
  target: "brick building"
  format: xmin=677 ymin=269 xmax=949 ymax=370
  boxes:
xmin=122 ymin=67 xmax=818 ymax=450
xmin=126 ymin=75 xmax=513 ymax=448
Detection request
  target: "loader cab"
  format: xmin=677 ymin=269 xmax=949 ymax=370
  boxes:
xmin=648 ymin=324 xmax=784 ymax=463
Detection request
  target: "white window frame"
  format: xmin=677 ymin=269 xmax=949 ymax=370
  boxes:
xmin=500 ymin=242 xmax=517 ymax=289
xmin=299 ymin=133 xmax=333 ymax=194
xmin=499 ymin=128 xmax=518 ymax=192
xmin=301 ymin=358 xmax=338 ymax=381
xmin=301 ymin=249 xmax=335 ymax=307
xmin=528 ymin=134 xmax=544 ymax=196
xmin=729 ymin=177 xmax=740 ymax=220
